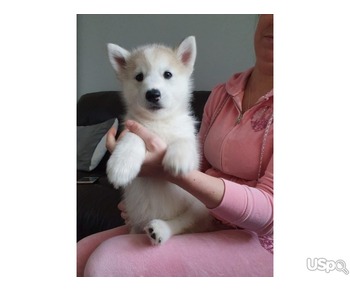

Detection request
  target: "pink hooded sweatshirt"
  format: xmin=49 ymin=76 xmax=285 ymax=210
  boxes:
xmin=198 ymin=68 xmax=273 ymax=251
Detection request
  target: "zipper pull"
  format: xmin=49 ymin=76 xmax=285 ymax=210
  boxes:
xmin=236 ymin=111 xmax=243 ymax=124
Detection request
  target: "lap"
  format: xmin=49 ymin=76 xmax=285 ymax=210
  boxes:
xmin=77 ymin=225 xmax=129 ymax=276
xmin=83 ymin=229 xmax=273 ymax=277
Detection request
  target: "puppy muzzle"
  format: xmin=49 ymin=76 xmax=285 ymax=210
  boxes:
xmin=146 ymin=89 xmax=163 ymax=110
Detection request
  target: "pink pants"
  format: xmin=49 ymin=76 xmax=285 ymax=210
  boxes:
xmin=77 ymin=226 xmax=273 ymax=277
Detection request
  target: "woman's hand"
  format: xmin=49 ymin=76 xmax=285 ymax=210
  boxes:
xmin=117 ymin=200 xmax=130 ymax=226
xmin=106 ymin=120 xmax=169 ymax=178
xmin=106 ymin=124 xmax=130 ymax=153
xmin=106 ymin=126 xmax=118 ymax=153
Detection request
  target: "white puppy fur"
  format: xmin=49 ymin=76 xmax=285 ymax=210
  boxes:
xmin=106 ymin=36 xmax=214 ymax=245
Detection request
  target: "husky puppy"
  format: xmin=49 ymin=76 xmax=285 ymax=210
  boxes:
xmin=106 ymin=36 xmax=213 ymax=245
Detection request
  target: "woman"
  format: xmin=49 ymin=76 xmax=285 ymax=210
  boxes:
xmin=77 ymin=14 xmax=273 ymax=276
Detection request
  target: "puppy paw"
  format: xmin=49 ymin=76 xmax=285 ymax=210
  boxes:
xmin=107 ymin=154 xmax=140 ymax=188
xmin=144 ymin=219 xmax=172 ymax=245
xmin=162 ymin=142 xmax=198 ymax=176
xmin=106 ymin=133 xmax=146 ymax=188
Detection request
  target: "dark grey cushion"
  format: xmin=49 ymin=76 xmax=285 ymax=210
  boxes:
xmin=77 ymin=118 xmax=118 ymax=171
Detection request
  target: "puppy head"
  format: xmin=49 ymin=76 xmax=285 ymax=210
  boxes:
xmin=107 ymin=36 xmax=196 ymax=119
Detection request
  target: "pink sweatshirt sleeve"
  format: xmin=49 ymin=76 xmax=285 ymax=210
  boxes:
xmin=209 ymin=156 xmax=273 ymax=236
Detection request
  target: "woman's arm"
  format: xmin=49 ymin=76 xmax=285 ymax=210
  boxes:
xmin=171 ymin=155 xmax=273 ymax=235
xmin=210 ymin=156 xmax=273 ymax=235
xmin=168 ymin=170 xmax=225 ymax=209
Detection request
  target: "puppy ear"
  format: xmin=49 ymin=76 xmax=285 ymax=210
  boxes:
xmin=107 ymin=43 xmax=130 ymax=73
xmin=176 ymin=36 xmax=197 ymax=71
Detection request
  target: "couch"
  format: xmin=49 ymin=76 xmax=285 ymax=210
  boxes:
xmin=77 ymin=91 xmax=211 ymax=242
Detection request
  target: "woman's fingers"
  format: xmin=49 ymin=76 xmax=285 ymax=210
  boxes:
xmin=125 ymin=120 xmax=166 ymax=152
xmin=106 ymin=126 xmax=118 ymax=153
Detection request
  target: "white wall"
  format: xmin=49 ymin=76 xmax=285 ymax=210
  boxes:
xmin=77 ymin=14 xmax=257 ymax=99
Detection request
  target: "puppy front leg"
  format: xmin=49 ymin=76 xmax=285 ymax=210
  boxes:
xmin=107 ymin=132 xmax=146 ymax=188
xmin=162 ymin=138 xmax=199 ymax=176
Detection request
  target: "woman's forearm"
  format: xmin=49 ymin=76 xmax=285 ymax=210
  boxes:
xmin=168 ymin=170 xmax=225 ymax=209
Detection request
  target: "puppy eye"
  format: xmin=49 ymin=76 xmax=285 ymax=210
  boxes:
xmin=135 ymin=73 xmax=144 ymax=82
xmin=163 ymin=71 xmax=172 ymax=79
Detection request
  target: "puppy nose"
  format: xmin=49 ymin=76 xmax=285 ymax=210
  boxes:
xmin=146 ymin=89 xmax=161 ymax=103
